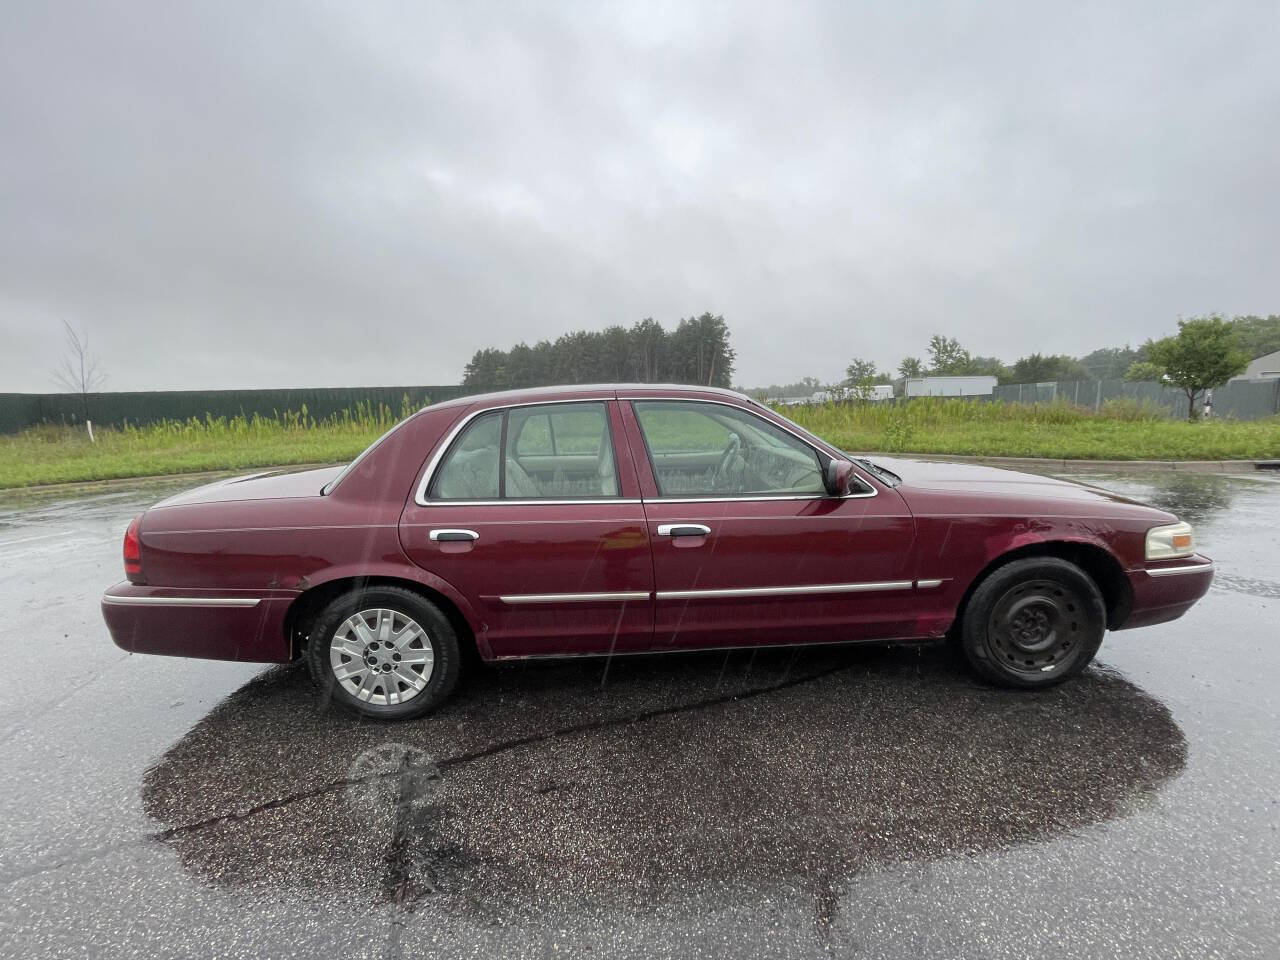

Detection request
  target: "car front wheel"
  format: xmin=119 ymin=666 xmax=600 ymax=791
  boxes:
xmin=306 ymin=586 xmax=461 ymax=719
xmin=960 ymin=557 xmax=1107 ymax=689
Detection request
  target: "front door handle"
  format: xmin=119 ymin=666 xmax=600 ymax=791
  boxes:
xmin=429 ymin=528 xmax=479 ymax=542
xmin=657 ymin=523 xmax=711 ymax=538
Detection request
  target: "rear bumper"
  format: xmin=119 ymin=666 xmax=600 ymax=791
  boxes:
xmin=101 ymin=582 xmax=298 ymax=663
xmin=1116 ymin=554 xmax=1215 ymax=630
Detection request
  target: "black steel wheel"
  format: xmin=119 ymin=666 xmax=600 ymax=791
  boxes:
xmin=960 ymin=557 xmax=1106 ymax=689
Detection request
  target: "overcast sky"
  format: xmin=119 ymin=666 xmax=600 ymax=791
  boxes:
xmin=3 ymin=1 xmax=1278 ymax=392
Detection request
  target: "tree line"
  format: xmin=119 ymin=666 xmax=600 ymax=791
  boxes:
xmin=461 ymin=313 xmax=736 ymax=390
xmin=832 ymin=314 xmax=1277 ymax=419
xmin=837 ymin=314 xmax=1279 ymax=389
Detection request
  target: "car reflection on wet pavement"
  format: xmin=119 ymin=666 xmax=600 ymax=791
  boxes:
xmin=1 ymin=468 xmax=1278 ymax=959
xmin=142 ymin=649 xmax=1186 ymax=908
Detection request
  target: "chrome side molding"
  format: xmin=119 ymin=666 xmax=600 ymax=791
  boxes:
xmin=102 ymin=595 xmax=262 ymax=608
xmin=657 ymin=581 xmax=914 ymax=600
xmin=498 ymin=591 xmax=651 ymax=604
xmin=1147 ymin=562 xmax=1215 ymax=577
xmin=498 ymin=579 xmax=939 ymax=604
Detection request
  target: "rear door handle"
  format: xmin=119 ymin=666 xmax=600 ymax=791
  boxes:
xmin=429 ymin=529 xmax=479 ymax=542
xmin=656 ymin=523 xmax=711 ymax=538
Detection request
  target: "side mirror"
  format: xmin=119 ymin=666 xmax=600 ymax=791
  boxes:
xmin=823 ymin=458 xmax=855 ymax=497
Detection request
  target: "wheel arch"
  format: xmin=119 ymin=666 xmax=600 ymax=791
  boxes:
xmin=284 ymin=571 xmax=484 ymax=661
xmin=950 ymin=539 xmax=1133 ymax=637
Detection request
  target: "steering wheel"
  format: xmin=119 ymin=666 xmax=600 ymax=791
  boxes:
xmin=712 ymin=433 xmax=742 ymax=490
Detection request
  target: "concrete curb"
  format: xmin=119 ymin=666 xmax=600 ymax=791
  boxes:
xmin=861 ymin=453 xmax=1274 ymax=473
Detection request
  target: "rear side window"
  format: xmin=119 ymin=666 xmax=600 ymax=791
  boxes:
xmin=513 ymin=412 xmax=553 ymax=456
xmin=429 ymin=402 xmax=620 ymax=501
xmin=429 ymin=411 xmax=502 ymax=500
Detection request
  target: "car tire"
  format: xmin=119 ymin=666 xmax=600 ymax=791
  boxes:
xmin=960 ymin=557 xmax=1106 ymax=689
xmin=306 ymin=586 xmax=461 ymax=719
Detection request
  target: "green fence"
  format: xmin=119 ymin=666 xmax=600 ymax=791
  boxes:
xmin=0 ymin=385 xmax=479 ymax=434
xmin=992 ymin=379 xmax=1280 ymax=420
xmin=7 ymin=379 xmax=1276 ymax=434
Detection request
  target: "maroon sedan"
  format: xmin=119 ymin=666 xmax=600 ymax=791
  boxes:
xmin=102 ymin=384 xmax=1213 ymax=719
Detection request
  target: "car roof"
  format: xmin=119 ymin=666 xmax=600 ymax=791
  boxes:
xmin=429 ymin=383 xmax=754 ymax=411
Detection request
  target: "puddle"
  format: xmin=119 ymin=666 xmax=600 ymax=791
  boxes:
xmin=142 ymin=645 xmax=1186 ymax=917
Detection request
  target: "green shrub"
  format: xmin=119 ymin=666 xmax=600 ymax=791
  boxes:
xmin=1099 ymin=396 xmax=1168 ymax=422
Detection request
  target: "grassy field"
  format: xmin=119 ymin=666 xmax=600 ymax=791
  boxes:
xmin=1 ymin=396 xmax=1277 ymax=490
xmin=783 ymin=397 xmax=1280 ymax=461
xmin=0 ymin=402 xmax=407 ymax=490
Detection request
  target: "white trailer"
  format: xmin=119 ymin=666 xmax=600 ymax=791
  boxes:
xmin=904 ymin=376 xmax=998 ymax=398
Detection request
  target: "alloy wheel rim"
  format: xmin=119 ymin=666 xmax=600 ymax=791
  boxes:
xmin=987 ymin=579 xmax=1085 ymax=676
xmin=329 ymin=608 xmax=434 ymax=706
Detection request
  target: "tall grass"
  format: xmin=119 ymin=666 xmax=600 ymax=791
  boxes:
xmin=1 ymin=394 xmax=1277 ymax=490
xmin=0 ymin=396 xmax=419 ymax=489
xmin=779 ymin=397 xmax=1280 ymax=462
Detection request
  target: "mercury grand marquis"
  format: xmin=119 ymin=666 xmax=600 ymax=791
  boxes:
xmin=102 ymin=384 xmax=1214 ymax=719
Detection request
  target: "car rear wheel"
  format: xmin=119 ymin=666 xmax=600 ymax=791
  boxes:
xmin=306 ymin=586 xmax=461 ymax=719
xmin=960 ymin=557 xmax=1106 ymax=689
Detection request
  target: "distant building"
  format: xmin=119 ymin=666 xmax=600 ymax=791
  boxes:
xmin=812 ymin=386 xmax=894 ymax=402
xmin=1231 ymin=349 xmax=1280 ymax=381
xmin=774 ymin=385 xmax=894 ymax=405
xmin=904 ymin=375 xmax=998 ymax=398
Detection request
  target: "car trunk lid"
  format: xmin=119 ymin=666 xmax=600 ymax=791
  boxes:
xmin=152 ymin=466 xmax=344 ymax=508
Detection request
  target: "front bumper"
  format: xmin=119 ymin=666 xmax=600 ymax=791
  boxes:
xmin=1117 ymin=554 xmax=1215 ymax=630
xmin=101 ymin=582 xmax=298 ymax=663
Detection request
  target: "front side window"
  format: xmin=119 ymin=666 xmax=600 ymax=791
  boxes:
xmin=430 ymin=402 xmax=619 ymax=500
xmin=632 ymin=400 xmax=827 ymax=498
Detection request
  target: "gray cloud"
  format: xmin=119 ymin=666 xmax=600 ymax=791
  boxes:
xmin=3 ymin=0 xmax=1278 ymax=391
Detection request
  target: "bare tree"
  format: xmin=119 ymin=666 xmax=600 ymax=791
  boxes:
xmin=51 ymin=320 xmax=108 ymax=424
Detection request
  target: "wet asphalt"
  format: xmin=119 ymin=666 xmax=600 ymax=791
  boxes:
xmin=0 ymin=468 xmax=1277 ymax=959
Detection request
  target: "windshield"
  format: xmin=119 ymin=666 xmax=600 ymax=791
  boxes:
xmin=755 ymin=400 xmax=903 ymax=488
xmin=751 ymin=400 xmax=848 ymax=460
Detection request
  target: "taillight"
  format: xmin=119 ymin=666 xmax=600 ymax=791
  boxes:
xmin=124 ymin=515 xmax=144 ymax=583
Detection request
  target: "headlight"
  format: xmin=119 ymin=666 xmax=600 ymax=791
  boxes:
xmin=1146 ymin=521 xmax=1195 ymax=561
